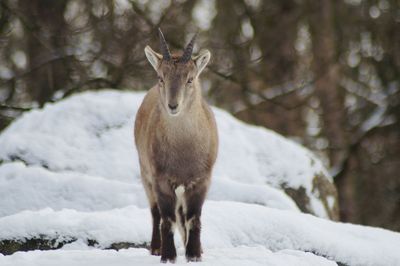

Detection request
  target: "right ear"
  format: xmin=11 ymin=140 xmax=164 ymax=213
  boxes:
xmin=144 ymin=45 xmax=162 ymax=71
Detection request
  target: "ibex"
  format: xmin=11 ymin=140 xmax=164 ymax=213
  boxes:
xmin=134 ymin=29 xmax=218 ymax=263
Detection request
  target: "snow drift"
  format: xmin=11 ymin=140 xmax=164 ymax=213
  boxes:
xmin=0 ymin=90 xmax=336 ymax=218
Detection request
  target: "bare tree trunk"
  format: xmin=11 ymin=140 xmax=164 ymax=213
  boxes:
xmin=307 ymin=0 xmax=350 ymax=220
xmin=20 ymin=0 xmax=69 ymax=106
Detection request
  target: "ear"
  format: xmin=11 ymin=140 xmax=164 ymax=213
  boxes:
xmin=194 ymin=50 xmax=211 ymax=77
xmin=144 ymin=45 xmax=162 ymax=71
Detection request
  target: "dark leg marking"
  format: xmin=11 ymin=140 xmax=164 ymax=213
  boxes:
xmin=156 ymin=189 xmax=177 ymax=263
xmin=160 ymin=217 xmax=176 ymax=263
xmin=150 ymin=205 xmax=161 ymax=256
xmin=185 ymin=185 xmax=207 ymax=262
xmin=185 ymin=216 xmax=202 ymax=262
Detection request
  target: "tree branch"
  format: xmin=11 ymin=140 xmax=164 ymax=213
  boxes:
xmin=0 ymin=52 xmax=74 ymax=86
xmin=0 ymin=104 xmax=32 ymax=112
xmin=333 ymin=122 xmax=396 ymax=181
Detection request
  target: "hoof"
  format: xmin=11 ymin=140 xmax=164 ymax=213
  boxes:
xmin=151 ymin=248 xmax=161 ymax=256
xmin=186 ymin=256 xmax=202 ymax=262
xmin=160 ymin=257 xmax=176 ymax=264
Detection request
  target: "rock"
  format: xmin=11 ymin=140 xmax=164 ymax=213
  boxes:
xmin=0 ymin=236 xmax=76 ymax=255
xmin=0 ymin=236 xmax=148 ymax=256
xmin=284 ymin=173 xmax=339 ymax=221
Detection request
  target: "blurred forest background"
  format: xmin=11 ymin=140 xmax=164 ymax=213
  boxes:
xmin=0 ymin=0 xmax=399 ymax=231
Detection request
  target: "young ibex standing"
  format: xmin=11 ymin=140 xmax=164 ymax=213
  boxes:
xmin=134 ymin=29 xmax=218 ymax=263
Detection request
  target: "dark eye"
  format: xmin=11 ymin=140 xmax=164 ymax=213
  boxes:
xmin=187 ymin=78 xmax=193 ymax=84
xmin=158 ymin=76 xmax=164 ymax=83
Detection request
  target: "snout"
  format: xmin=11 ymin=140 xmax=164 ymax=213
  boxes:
xmin=167 ymin=102 xmax=180 ymax=115
xmin=168 ymin=103 xmax=178 ymax=111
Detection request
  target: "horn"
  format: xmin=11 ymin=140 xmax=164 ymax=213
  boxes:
xmin=179 ymin=33 xmax=197 ymax=63
xmin=158 ymin=28 xmax=171 ymax=61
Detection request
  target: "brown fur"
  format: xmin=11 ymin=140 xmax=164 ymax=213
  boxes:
xmin=134 ymin=46 xmax=218 ymax=263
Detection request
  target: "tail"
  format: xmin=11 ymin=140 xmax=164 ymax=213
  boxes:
xmin=175 ymin=185 xmax=187 ymax=246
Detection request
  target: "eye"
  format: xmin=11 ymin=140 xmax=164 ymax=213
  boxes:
xmin=158 ymin=76 xmax=164 ymax=83
xmin=187 ymin=78 xmax=193 ymax=84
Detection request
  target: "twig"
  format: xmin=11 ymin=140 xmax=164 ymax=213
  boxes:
xmin=61 ymin=78 xmax=117 ymax=100
xmin=0 ymin=104 xmax=32 ymax=112
xmin=0 ymin=1 xmax=52 ymax=50
xmin=129 ymin=1 xmax=154 ymax=28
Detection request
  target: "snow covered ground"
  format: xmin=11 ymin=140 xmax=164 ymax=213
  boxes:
xmin=0 ymin=90 xmax=399 ymax=266
xmin=0 ymin=246 xmax=337 ymax=266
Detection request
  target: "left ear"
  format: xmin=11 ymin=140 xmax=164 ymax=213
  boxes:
xmin=193 ymin=50 xmax=211 ymax=77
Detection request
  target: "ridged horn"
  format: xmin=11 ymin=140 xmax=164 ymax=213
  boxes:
xmin=158 ymin=28 xmax=171 ymax=61
xmin=179 ymin=33 xmax=197 ymax=63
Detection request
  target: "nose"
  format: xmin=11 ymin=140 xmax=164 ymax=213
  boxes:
xmin=168 ymin=103 xmax=178 ymax=111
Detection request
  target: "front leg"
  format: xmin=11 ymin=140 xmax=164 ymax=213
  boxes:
xmin=150 ymin=205 xmax=161 ymax=255
xmin=184 ymin=183 xmax=208 ymax=262
xmin=156 ymin=184 xmax=177 ymax=263
xmin=160 ymin=216 xmax=176 ymax=263
xmin=185 ymin=215 xmax=202 ymax=262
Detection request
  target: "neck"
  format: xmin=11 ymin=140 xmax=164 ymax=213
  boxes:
xmin=158 ymin=81 xmax=207 ymax=144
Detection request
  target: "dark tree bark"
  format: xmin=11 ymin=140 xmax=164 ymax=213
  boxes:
xmin=20 ymin=0 xmax=69 ymax=106
xmin=307 ymin=0 xmax=350 ymax=220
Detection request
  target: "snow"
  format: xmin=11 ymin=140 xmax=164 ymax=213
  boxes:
xmin=1 ymin=201 xmax=399 ymax=265
xmin=0 ymin=90 xmax=399 ymax=266
xmin=0 ymin=247 xmax=336 ymax=266
xmin=0 ymin=90 xmax=329 ymax=217
xmin=0 ymin=162 xmax=148 ymax=217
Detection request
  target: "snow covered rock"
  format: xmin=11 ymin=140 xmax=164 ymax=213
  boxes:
xmin=0 ymin=89 xmax=337 ymax=219
xmin=0 ymin=202 xmax=399 ymax=265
